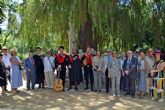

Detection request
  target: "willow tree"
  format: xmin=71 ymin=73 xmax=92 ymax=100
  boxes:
xmin=2 ymin=0 xmax=165 ymax=52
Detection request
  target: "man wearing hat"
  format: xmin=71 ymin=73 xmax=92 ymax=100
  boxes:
xmin=146 ymin=48 xmax=155 ymax=94
xmin=55 ymin=46 xmax=70 ymax=91
xmin=2 ymin=46 xmax=11 ymax=91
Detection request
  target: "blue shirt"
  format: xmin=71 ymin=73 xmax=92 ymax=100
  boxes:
xmin=104 ymin=54 xmax=112 ymax=70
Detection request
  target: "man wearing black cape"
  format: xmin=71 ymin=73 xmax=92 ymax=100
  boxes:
xmin=33 ymin=47 xmax=45 ymax=89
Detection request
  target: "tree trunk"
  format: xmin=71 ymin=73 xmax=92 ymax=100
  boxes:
xmin=68 ymin=24 xmax=76 ymax=54
xmin=78 ymin=21 xmax=97 ymax=51
xmin=77 ymin=0 xmax=97 ymax=51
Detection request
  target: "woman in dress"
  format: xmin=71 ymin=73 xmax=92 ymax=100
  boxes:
xmin=92 ymin=50 xmax=104 ymax=92
xmin=10 ymin=49 xmax=23 ymax=94
xmin=150 ymin=50 xmax=165 ymax=102
xmin=0 ymin=53 xmax=7 ymax=95
xmin=68 ymin=49 xmax=83 ymax=91
xmin=138 ymin=50 xmax=148 ymax=98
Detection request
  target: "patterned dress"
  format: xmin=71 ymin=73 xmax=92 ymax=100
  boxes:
xmin=149 ymin=60 xmax=164 ymax=99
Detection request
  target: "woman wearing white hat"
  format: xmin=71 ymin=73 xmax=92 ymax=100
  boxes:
xmin=10 ymin=49 xmax=23 ymax=94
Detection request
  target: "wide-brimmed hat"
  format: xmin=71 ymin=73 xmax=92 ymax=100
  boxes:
xmin=10 ymin=48 xmax=17 ymax=53
xmin=148 ymin=48 xmax=154 ymax=52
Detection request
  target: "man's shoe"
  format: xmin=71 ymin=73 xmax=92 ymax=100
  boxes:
xmin=132 ymin=95 xmax=135 ymax=98
xmin=67 ymin=88 xmax=72 ymax=91
xmin=84 ymin=87 xmax=89 ymax=90
xmin=124 ymin=92 xmax=130 ymax=95
xmin=75 ymin=87 xmax=78 ymax=91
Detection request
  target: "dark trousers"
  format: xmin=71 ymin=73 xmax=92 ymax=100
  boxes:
xmin=26 ymin=72 xmax=36 ymax=89
xmin=84 ymin=65 xmax=94 ymax=90
xmin=59 ymin=70 xmax=66 ymax=88
xmin=4 ymin=75 xmax=10 ymax=91
xmin=105 ymin=68 xmax=111 ymax=92
xmin=120 ymin=75 xmax=126 ymax=92
xmin=125 ymin=75 xmax=136 ymax=96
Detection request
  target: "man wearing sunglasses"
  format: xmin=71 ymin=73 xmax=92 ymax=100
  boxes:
xmin=2 ymin=46 xmax=11 ymax=91
xmin=123 ymin=50 xmax=138 ymax=98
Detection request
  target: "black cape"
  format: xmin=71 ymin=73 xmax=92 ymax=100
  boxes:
xmin=69 ymin=54 xmax=83 ymax=84
xmin=33 ymin=54 xmax=45 ymax=84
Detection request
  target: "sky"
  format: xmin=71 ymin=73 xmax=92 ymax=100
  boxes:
xmin=1 ymin=0 xmax=23 ymax=30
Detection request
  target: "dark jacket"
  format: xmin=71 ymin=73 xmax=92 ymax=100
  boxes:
xmin=123 ymin=56 xmax=138 ymax=78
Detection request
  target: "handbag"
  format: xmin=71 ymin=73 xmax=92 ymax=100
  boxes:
xmin=94 ymin=65 xmax=99 ymax=71
xmin=148 ymin=72 xmax=158 ymax=78
xmin=19 ymin=65 xmax=23 ymax=70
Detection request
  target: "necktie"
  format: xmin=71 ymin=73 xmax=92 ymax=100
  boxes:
xmin=108 ymin=56 xmax=110 ymax=68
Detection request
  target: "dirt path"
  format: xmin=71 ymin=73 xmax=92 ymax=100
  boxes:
xmin=0 ymin=88 xmax=165 ymax=110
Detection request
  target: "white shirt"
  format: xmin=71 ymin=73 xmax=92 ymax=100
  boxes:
xmin=120 ymin=58 xmax=125 ymax=70
xmin=44 ymin=56 xmax=55 ymax=72
xmin=2 ymin=53 xmax=11 ymax=67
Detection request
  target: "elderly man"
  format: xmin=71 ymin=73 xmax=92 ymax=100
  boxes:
xmin=123 ymin=50 xmax=138 ymax=98
xmin=2 ymin=46 xmax=11 ymax=91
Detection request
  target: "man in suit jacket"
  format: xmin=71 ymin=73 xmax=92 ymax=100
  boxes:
xmin=123 ymin=50 xmax=138 ymax=98
xmin=24 ymin=51 xmax=36 ymax=90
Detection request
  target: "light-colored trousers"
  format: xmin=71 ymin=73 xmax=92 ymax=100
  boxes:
xmin=44 ymin=71 xmax=55 ymax=88
xmin=146 ymin=77 xmax=150 ymax=94
xmin=111 ymin=75 xmax=121 ymax=96
xmin=93 ymin=71 xmax=102 ymax=90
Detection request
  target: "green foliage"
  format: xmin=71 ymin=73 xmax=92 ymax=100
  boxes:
xmin=0 ymin=0 xmax=165 ymax=54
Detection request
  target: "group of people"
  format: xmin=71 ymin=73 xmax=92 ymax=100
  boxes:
xmin=0 ymin=45 xmax=165 ymax=103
